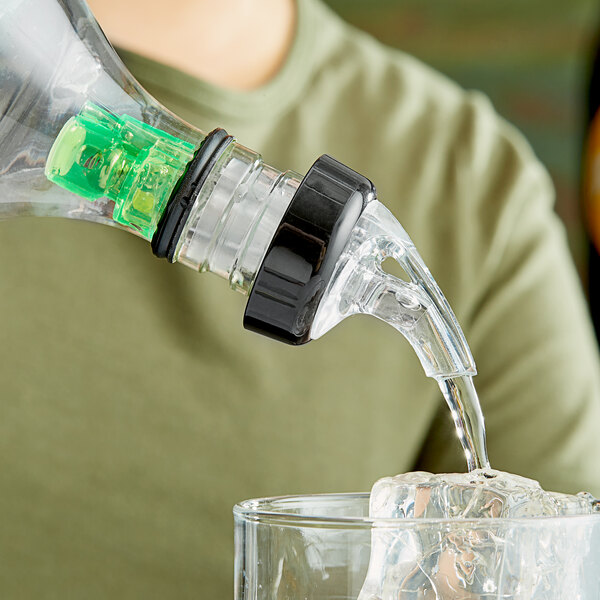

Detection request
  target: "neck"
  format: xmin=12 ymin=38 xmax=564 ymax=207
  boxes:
xmin=87 ymin=0 xmax=296 ymax=91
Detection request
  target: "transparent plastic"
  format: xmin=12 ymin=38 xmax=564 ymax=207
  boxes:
xmin=234 ymin=494 xmax=600 ymax=600
xmin=311 ymin=200 xmax=488 ymax=470
xmin=312 ymin=201 xmax=475 ymax=380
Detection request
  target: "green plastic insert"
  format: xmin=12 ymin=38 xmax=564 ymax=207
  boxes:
xmin=45 ymin=102 xmax=195 ymax=240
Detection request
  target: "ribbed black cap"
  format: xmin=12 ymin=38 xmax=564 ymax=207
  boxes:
xmin=243 ymin=154 xmax=375 ymax=345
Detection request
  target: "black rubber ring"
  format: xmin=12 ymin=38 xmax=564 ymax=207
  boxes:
xmin=152 ymin=128 xmax=233 ymax=261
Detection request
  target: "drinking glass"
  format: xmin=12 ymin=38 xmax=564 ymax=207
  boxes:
xmin=234 ymin=493 xmax=600 ymax=600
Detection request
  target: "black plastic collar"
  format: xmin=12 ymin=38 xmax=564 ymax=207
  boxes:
xmin=152 ymin=128 xmax=233 ymax=262
xmin=243 ymin=155 xmax=375 ymax=345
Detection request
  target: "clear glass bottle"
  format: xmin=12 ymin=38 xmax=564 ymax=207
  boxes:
xmin=1 ymin=0 xmax=478 ymax=389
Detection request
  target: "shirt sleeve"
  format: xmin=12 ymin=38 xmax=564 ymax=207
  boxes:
xmin=414 ymin=93 xmax=600 ymax=497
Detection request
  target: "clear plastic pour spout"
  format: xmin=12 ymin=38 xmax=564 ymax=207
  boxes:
xmin=312 ymin=200 xmax=476 ymax=381
xmin=312 ymin=200 xmax=488 ymax=469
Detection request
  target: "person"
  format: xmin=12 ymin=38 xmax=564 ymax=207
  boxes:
xmin=1 ymin=0 xmax=599 ymax=598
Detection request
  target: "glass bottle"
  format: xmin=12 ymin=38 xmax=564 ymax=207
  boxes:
xmin=0 ymin=0 xmax=477 ymax=385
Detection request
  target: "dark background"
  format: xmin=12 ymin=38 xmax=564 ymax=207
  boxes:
xmin=324 ymin=0 xmax=599 ymax=278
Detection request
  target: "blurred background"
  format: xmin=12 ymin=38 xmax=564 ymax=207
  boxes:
xmin=324 ymin=0 xmax=599 ymax=285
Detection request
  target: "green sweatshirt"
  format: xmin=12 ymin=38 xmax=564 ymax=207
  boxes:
xmin=1 ymin=0 xmax=599 ymax=598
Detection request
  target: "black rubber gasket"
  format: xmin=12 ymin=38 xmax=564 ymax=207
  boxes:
xmin=152 ymin=128 xmax=233 ymax=261
xmin=243 ymin=154 xmax=375 ymax=345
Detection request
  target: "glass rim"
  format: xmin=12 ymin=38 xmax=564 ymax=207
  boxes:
xmin=233 ymin=492 xmax=600 ymax=529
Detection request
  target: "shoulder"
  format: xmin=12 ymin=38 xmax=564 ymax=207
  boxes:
xmin=299 ymin=6 xmax=555 ymax=305
xmin=313 ymin=3 xmax=550 ymax=192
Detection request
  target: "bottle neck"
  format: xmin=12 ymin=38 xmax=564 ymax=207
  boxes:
xmin=174 ymin=141 xmax=302 ymax=295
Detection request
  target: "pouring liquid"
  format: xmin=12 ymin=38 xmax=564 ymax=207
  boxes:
xmin=439 ymin=376 xmax=489 ymax=470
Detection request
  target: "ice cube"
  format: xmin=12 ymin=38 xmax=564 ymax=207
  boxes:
xmin=359 ymin=470 xmax=597 ymax=600
xmin=369 ymin=470 xmax=596 ymax=519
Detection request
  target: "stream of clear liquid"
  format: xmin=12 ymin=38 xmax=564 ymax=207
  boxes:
xmin=439 ymin=375 xmax=489 ymax=471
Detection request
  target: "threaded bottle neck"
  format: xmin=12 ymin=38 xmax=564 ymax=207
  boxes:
xmin=174 ymin=141 xmax=302 ymax=294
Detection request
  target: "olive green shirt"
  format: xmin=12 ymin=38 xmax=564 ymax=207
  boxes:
xmin=1 ymin=0 xmax=599 ymax=598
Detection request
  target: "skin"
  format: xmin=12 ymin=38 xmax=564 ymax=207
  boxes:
xmin=87 ymin=0 xmax=297 ymax=90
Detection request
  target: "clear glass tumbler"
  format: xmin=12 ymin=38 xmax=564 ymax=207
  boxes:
xmin=234 ymin=493 xmax=600 ymax=600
